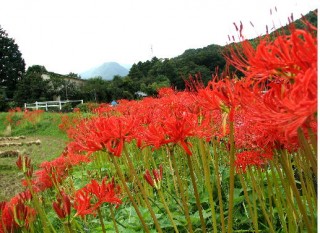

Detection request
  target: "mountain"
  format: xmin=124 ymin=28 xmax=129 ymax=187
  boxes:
xmin=80 ymin=62 xmax=129 ymax=80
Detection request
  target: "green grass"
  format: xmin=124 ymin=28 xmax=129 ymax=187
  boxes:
xmin=1 ymin=112 xmax=68 ymax=138
xmin=0 ymin=112 xmax=71 ymax=201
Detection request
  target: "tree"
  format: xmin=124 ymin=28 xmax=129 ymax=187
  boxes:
xmin=0 ymin=26 xmax=25 ymax=99
xmin=13 ymin=65 xmax=48 ymax=104
xmin=80 ymin=77 xmax=110 ymax=102
xmin=67 ymin=72 xmax=81 ymax=79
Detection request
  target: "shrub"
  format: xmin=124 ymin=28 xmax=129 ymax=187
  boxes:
xmin=75 ymin=102 xmax=99 ymax=113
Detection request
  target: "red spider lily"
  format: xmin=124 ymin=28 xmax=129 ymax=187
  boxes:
xmin=197 ymin=78 xmax=244 ymax=140
xmin=17 ymin=191 xmax=33 ymax=203
xmin=73 ymin=188 xmax=92 ymax=217
xmin=0 ymin=201 xmax=17 ymax=233
xmin=231 ymin=107 xmax=281 ymax=150
xmin=136 ymin=88 xmax=217 ymax=152
xmin=235 ymin=150 xmax=273 ymax=173
xmin=10 ymin=199 xmax=36 ymax=229
xmin=163 ymin=114 xmax=196 ymax=156
xmin=0 ymin=195 xmax=36 ymax=232
xmin=5 ymin=107 xmax=22 ymax=127
xmin=225 ymin=24 xmax=317 ymax=86
xmin=0 ymin=202 xmax=9 ymax=233
xmin=195 ymin=110 xmax=224 ymax=141
xmin=23 ymin=109 xmax=44 ymax=125
xmin=68 ymin=115 xmax=138 ymax=157
xmin=238 ymin=65 xmax=317 ymax=144
xmin=157 ymin=87 xmax=176 ymax=97
xmin=16 ymin=155 xmax=33 ymax=177
xmin=52 ymin=191 xmax=71 ymax=219
xmin=184 ymin=73 xmax=206 ymax=93
xmin=21 ymin=149 xmax=90 ymax=193
xmin=0 ymin=202 xmax=5 ymax=211
xmin=59 ymin=114 xmax=82 ymax=133
xmin=94 ymin=103 xmax=116 ymax=116
xmin=61 ymin=150 xmax=91 ymax=166
xmin=144 ymin=165 xmax=163 ymax=189
xmin=139 ymin=123 xmax=168 ymax=149
xmin=141 ymin=112 xmax=196 ymax=155
xmin=225 ymin=22 xmax=317 ymax=145
xmin=73 ymin=177 xmax=122 ymax=218
xmin=198 ymin=77 xmax=243 ymax=121
xmin=24 ymin=156 xmax=71 ymax=192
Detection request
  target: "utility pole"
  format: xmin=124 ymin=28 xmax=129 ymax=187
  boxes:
xmin=150 ymin=44 xmax=153 ymax=59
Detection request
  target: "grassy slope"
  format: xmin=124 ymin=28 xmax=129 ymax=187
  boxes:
xmin=0 ymin=112 xmax=70 ymax=201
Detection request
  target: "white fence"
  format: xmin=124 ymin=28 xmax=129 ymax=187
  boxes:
xmin=24 ymin=100 xmax=83 ymax=111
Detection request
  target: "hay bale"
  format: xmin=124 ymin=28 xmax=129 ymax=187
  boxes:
xmin=0 ymin=150 xmax=20 ymax=158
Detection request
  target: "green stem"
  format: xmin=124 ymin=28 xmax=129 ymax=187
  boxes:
xmin=278 ymin=151 xmax=314 ymax=233
xmin=186 ymin=154 xmax=207 ymax=233
xmin=248 ymin=168 xmax=275 ymax=233
xmin=266 ymin=167 xmax=288 ymax=233
xmin=307 ymin=127 xmax=317 ymax=154
xmin=297 ymin=128 xmax=317 ymax=177
xmin=212 ymin=140 xmax=226 ymax=233
xmin=238 ymin=173 xmax=259 ymax=233
xmin=21 ymin=226 xmax=29 ymax=233
xmin=170 ymin=149 xmax=194 ymax=233
xmin=261 ymin=169 xmax=273 ymax=222
xmin=25 ymin=178 xmax=55 ymax=233
xmin=272 ymin=159 xmax=299 ymax=231
xmin=162 ymin=187 xmax=184 ymax=212
xmin=63 ymin=222 xmax=75 ymax=233
xmin=109 ymin=205 xmax=119 ymax=233
xmin=199 ymin=139 xmax=218 ymax=233
xmin=158 ymin=189 xmax=179 ymax=233
xmin=295 ymin=154 xmax=316 ymax=226
xmin=97 ymin=207 xmax=106 ymax=233
xmin=123 ymin=146 xmax=163 ymax=233
xmin=227 ymin=120 xmax=235 ymax=233
xmin=110 ymin=155 xmax=150 ymax=233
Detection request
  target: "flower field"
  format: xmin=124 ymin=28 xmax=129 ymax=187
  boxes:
xmin=0 ymin=21 xmax=317 ymax=232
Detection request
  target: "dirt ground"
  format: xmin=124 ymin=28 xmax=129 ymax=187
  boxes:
xmin=0 ymin=136 xmax=68 ymax=201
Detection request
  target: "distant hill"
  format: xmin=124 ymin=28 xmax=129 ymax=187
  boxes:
xmin=80 ymin=62 xmax=129 ymax=80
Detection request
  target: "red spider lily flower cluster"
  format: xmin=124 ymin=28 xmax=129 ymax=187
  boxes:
xmin=59 ymin=113 xmax=82 ymax=133
xmin=0 ymin=192 xmax=35 ymax=232
xmin=144 ymin=165 xmax=163 ymax=189
xmin=235 ymin=149 xmax=273 ymax=172
xmin=20 ymin=149 xmax=89 ymax=193
xmin=73 ymin=177 xmax=122 ymax=218
xmin=68 ymin=115 xmax=139 ymax=157
xmin=65 ymin=21 xmax=317 ymax=163
xmin=0 ymin=16 xmax=315 ymax=233
xmin=23 ymin=110 xmax=44 ymax=125
xmin=225 ymin=22 xmax=317 ymax=143
xmin=141 ymin=111 xmax=197 ymax=155
xmin=4 ymin=23 xmax=315 ymax=231
xmin=5 ymin=107 xmax=22 ymax=127
xmin=52 ymin=191 xmax=71 ymax=219
xmin=16 ymin=155 xmax=33 ymax=178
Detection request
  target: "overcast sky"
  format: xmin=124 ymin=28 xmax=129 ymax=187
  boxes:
xmin=0 ymin=0 xmax=318 ymax=74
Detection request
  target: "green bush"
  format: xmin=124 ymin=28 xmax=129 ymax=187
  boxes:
xmin=75 ymin=102 xmax=99 ymax=113
xmin=61 ymin=103 xmax=73 ymax=113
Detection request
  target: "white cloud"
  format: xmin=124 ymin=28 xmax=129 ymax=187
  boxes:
xmin=0 ymin=0 xmax=318 ymax=74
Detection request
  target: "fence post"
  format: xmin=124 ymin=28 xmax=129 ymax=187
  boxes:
xmin=46 ymin=103 xmax=48 ymax=111
xmin=59 ymin=101 xmax=62 ymax=110
xmin=81 ymin=100 xmax=83 ymax=104
xmin=24 ymin=103 xmax=27 ymax=110
xmin=36 ymin=101 xmax=38 ymax=110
